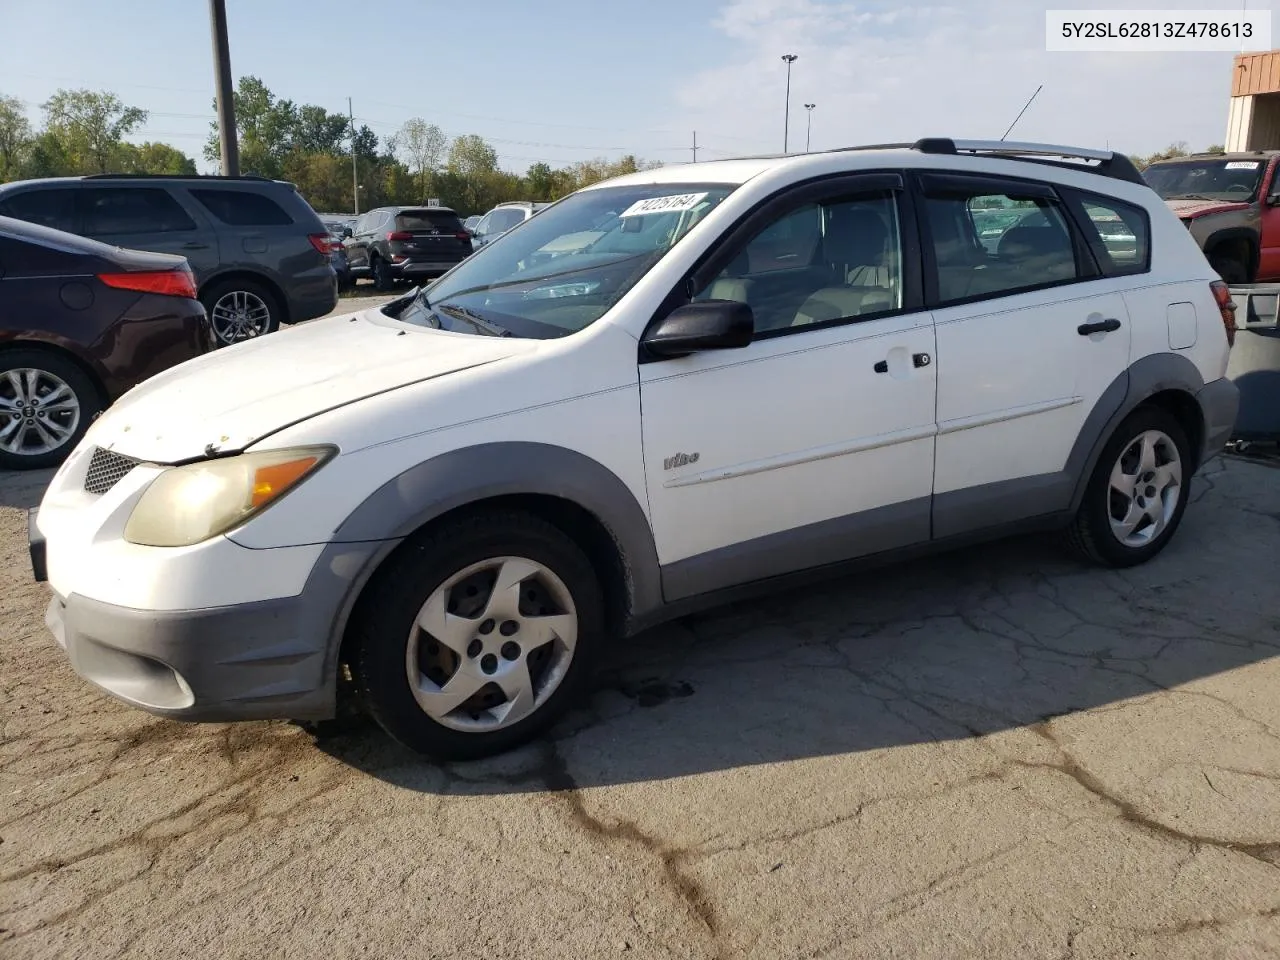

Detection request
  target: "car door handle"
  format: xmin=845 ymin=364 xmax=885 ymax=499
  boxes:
xmin=1078 ymin=318 xmax=1121 ymax=335
xmin=875 ymin=353 xmax=930 ymax=374
xmin=181 ymin=242 xmax=209 ymax=250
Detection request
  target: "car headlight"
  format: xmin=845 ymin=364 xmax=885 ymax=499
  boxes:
xmin=123 ymin=446 xmax=334 ymax=547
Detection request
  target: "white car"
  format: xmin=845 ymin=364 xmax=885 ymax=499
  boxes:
xmin=29 ymin=138 xmax=1240 ymax=760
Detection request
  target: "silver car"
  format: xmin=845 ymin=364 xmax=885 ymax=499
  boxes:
xmin=469 ymin=201 xmax=550 ymax=248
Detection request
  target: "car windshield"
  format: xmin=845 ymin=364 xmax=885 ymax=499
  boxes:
xmin=399 ymin=183 xmax=737 ymax=338
xmin=1143 ymin=159 xmax=1266 ymax=202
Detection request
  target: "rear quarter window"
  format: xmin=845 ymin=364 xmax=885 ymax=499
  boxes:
xmin=1063 ymin=189 xmax=1151 ymax=277
xmin=395 ymin=211 xmax=463 ymax=232
xmin=190 ymin=189 xmax=295 ymax=226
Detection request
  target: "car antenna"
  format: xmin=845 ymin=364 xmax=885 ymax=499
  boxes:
xmin=1000 ymin=84 xmax=1043 ymax=141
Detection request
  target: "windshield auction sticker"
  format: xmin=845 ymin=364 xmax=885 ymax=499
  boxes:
xmin=1225 ymin=161 xmax=1261 ymax=170
xmin=619 ymin=193 xmax=709 ymax=218
xmin=1046 ymin=9 xmax=1271 ymax=51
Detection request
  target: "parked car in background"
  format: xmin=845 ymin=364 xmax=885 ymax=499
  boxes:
xmin=27 ymin=138 xmax=1238 ymax=759
xmin=469 ymin=200 xmax=551 ymax=249
xmin=0 ymin=215 xmax=213 ymax=469
xmin=1143 ymin=151 xmax=1280 ymax=283
xmin=463 ymin=214 xmax=482 ymax=234
xmin=321 ymin=218 xmax=355 ymax=290
xmin=344 ymin=205 xmax=473 ymax=291
xmin=0 ymin=174 xmax=338 ymax=347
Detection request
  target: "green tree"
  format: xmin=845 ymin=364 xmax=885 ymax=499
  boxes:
xmin=41 ymin=88 xmax=147 ymax=174
xmin=392 ymin=118 xmax=447 ymax=201
xmin=204 ymin=76 xmax=300 ymax=177
xmin=118 ymin=141 xmax=197 ymax=175
xmin=0 ymin=94 xmax=34 ymax=181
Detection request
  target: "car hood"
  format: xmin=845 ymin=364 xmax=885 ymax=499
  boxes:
xmin=1164 ymin=197 xmax=1250 ymax=219
xmin=85 ymin=308 xmax=533 ymax=463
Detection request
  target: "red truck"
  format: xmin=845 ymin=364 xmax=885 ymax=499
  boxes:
xmin=1143 ymin=151 xmax=1280 ymax=284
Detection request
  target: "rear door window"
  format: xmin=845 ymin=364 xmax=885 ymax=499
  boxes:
xmin=190 ymin=189 xmax=294 ymax=226
xmin=81 ymin=188 xmax=197 ymax=235
xmin=395 ymin=210 xmax=464 ymax=232
xmin=0 ymin=188 xmax=80 ymax=233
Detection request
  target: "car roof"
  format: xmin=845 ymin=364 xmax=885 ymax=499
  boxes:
xmin=391 ymin=205 xmax=457 ymax=214
xmin=590 ymin=138 xmax=1149 ymax=191
xmin=0 ymin=174 xmax=292 ymax=190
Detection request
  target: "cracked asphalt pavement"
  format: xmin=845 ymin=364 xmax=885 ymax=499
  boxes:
xmin=3 ymin=452 xmax=1280 ymax=959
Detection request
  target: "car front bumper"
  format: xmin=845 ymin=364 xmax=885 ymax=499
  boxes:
xmin=30 ymin=501 xmax=393 ymax=721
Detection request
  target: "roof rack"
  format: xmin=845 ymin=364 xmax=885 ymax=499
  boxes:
xmin=909 ymin=138 xmax=1146 ymax=185
xmin=704 ymin=138 xmax=1148 ymax=185
xmin=80 ymin=173 xmax=276 ymax=182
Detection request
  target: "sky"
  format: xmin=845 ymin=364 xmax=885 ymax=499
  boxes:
xmin=0 ymin=0 xmax=1270 ymax=175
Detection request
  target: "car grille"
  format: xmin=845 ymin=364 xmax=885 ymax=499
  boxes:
xmin=83 ymin=447 xmax=143 ymax=496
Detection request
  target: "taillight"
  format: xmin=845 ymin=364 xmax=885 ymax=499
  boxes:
xmin=455 ymin=231 xmax=470 ymax=240
xmin=98 ymin=267 xmax=198 ymax=300
xmin=386 ymin=231 xmax=412 ymax=242
xmin=1210 ymin=280 xmax=1237 ymax=347
xmin=308 ymin=233 xmax=334 ymax=255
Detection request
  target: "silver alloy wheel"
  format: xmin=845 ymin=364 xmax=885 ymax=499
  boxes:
xmin=210 ymin=290 xmax=272 ymax=344
xmin=406 ymin=556 xmax=578 ymax=732
xmin=1108 ymin=429 xmax=1183 ymax=548
xmin=0 ymin=368 xmax=81 ymax=457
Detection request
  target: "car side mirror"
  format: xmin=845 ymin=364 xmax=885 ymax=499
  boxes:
xmin=342 ymin=227 xmax=353 ymax=238
xmin=1267 ymin=192 xmax=1280 ymax=207
xmin=643 ymin=300 xmax=754 ymax=358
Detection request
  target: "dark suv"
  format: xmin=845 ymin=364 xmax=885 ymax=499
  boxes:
xmin=0 ymin=175 xmax=338 ymax=346
xmin=344 ymin=206 xmax=473 ymax=290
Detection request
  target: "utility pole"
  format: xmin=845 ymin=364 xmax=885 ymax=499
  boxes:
xmin=208 ymin=0 xmax=239 ymax=176
xmin=781 ymin=54 xmax=798 ymax=154
xmin=804 ymin=103 xmax=816 ymax=152
xmin=692 ymin=131 xmax=698 ymax=163
xmin=348 ymin=97 xmax=359 ymax=215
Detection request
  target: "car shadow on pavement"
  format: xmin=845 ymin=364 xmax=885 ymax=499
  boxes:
xmin=0 ymin=468 xmax=55 ymax=510
xmin=313 ymin=466 xmax=1280 ymax=794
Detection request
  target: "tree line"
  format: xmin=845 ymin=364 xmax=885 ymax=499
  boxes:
xmin=0 ymin=79 xmax=660 ymax=216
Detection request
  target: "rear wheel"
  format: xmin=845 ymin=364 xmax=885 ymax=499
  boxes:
xmin=0 ymin=349 xmax=102 ymax=470
xmin=202 ymin=278 xmax=281 ymax=347
xmin=351 ymin=511 xmax=604 ymax=760
xmin=1065 ymin=407 xmax=1191 ymax=568
xmin=372 ymin=256 xmax=395 ymax=292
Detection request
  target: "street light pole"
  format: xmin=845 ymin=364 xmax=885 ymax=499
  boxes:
xmin=781 ymin=54 xmax=798 ymax=154
xmin=208 ymin=0 xmax=239 ymax=176
xmin=804 ymin=103 xmax=815 ymax=152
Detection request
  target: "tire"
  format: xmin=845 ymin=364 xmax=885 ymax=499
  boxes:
xmin=371 ymin=256 xmax=395 ymax=292
xmin=351 ymin=510 xmax=605 ymax=760
xmin=201 ymin=278 xmax=282 ymax=347
xmin=0 ymin=349 xmax=103 ymax=471
xmin=1064 ymin=406 xmax=1192 ymax=568
xmin=1208 ymin=254 xmax=1248 ymax=285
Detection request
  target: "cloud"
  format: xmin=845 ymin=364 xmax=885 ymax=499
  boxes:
xmin=675 ymin=0 xmax=1238 ymax=158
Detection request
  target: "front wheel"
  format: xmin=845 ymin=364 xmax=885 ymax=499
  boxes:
xmin=351 ymin=511 xmax=604 ymax=760
xmin=1208 ymin=254 xmax=1248 ymax=285
xmin=0 ymin=349 xmax=103 ymax=470
xmin=1065 ymin=407 xmax=1192 ymax=567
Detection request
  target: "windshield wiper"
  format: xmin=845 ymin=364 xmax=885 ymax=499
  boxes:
xmin=436 ymin=302 xmax=511 ymax=337
xmin=439 ymin=252 xmax=653 ymax=300
xmin=1167 ymin=193 xmax=1217 ymax=201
